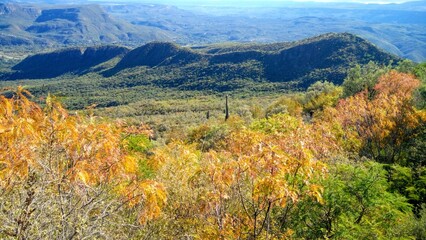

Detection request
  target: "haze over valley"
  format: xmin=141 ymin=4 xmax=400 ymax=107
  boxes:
xmin=1 ymin=0 xmax=426 ymax=61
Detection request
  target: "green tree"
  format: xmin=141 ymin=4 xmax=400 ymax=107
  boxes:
xmin=303 ymin=81 xmax=343 ymax=115
xmin=284 ymin=161 xmax=413 ymax=239
xmin=342 ymin=61 xmax=391 ymax=98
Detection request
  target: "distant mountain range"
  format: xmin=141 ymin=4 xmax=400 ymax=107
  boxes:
xmin=105 ymin=2 xmax=426 ymax=62
xmin=0 ymin=3 xmax=173 ymax=46
xmin=5 ymin=33 xmax=399 ymax=92
xmin=1 ymin=1 xmax=425 ymax=61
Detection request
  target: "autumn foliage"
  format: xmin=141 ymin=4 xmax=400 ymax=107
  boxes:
xmin=1 ymin=67 xmax=425 ymax=239
xmin=152 ymin=114 xmax=341 ymax=239
xmin=329 ymin=71 xmax=425 ymax=163
xmin=0 ymin=87 xmax=165 ymax=238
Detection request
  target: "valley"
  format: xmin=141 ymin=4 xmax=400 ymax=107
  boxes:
xmin=0 ymin=33 xmax=399 ymax=132
xmin=1 ymin=1 xmax=426 ymax=239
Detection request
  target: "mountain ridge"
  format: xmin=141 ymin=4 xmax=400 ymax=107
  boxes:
xmin=0 ymin=3 xmax=174 ymax=47
xmin=1 ymin=2 xmax=426 ymax=61
xmin=11 ymin=45 xmax=130 ymax=79
xmin=5 ymin=33 xmax=400 ymax=90
xmin=115 ymin=42 xmax=204 ymax=70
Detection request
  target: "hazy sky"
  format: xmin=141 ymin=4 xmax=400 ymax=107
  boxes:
xmin=282 ymin=0 xmax=416 ymax=3
xmin=96 ymin=0 xmax=418 ymax=4
xmin=200 ymin=0 xmax=409 ymax=3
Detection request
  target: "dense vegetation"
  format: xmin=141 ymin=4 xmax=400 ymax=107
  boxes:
xmin=1 ymin=1 xmax=425 ymax=238
xmin=1 ymin=61 xmax=425 ymax=239
xmin=0 ymin=34 xmax=402 ymax=140
xmin=5 ymin=33 xmax=398 ymax=83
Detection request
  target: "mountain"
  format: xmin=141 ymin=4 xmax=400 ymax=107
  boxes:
xmin=0 ymin=3 xmax=173 ymax=47
xmin=1 ymin=2 xmax=425 ymax=62
xmin=115 ymin=42 xmax=203 ymax=69
xmin=104 ymin=2 xmax=426 ymax=62
xmin=7 ymin=33 xmax=399 ymax=90
xmin=0 ymin=3 xmax=44 ymax=45
xmin=11 ymin=45 xmax=129 ymax=79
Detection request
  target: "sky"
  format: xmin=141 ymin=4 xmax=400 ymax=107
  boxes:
xmin=91 ymin=0 xmax=419 ymax=4
xmin=83 ymin=0 xmax=425 ymax=10
xmin=115 ymin=0 xmax=425 ymax=6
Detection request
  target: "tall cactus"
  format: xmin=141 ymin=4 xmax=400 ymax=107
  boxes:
xmin=225 ymin=95 xmax=229 ymax=121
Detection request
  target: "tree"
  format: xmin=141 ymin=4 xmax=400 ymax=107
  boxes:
xmin=331 ymin=71 xmax=425 ymax=164
xmin=0 ymin=88 xmax=166 ymax=239
xmin=303 ymin=81 xmax=343 ymax=116
xmin=265 ymin=95 xmax=303 ymax=118
xmin=342 ymin=61 xmax=391 ymax=98
xmin=412 ymin=62 xmax=426 ymax=109
xmin=152 ymin=113 xmax=340 ymax=239
xmin=285 ymin=161 xmax=413 ymax=239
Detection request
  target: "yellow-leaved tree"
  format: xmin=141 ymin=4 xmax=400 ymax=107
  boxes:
xmin=152 ymin=114 xmax=341 ymax=239
xmin=327 ymin=71 xmax=426 ymax=164
xmin=0 ymin=87 xmax=166 ymax=239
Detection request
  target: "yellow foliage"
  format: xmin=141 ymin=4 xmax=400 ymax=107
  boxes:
xmin=331 ymin=71 xmax=424 ymax=162
xmin=122 ymin=155 xmax=138 ymax=174
xmin=0 ymin=87 xmax=166 ymax=225
xmin=77 ymin=170 xmax=91 ymax=185
xmin=138 ymin=180 xmax=167 ymax=224
xmin=154 ymin=112 xmax=338 ymax=239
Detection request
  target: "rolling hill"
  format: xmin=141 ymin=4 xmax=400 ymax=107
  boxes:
xmin=6 ymin=33 xmax=399 ymax=91
xmin=11 ymin=45 xmax=130 ymax=79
